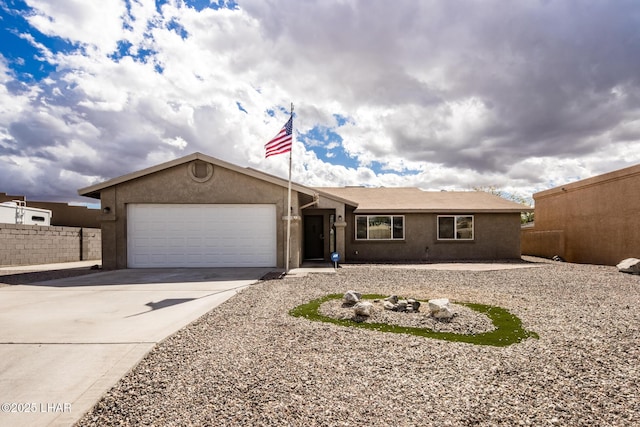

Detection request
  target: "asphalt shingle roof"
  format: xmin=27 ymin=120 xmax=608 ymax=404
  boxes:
xmin=315 ymin=187 xmax=532 ymax=213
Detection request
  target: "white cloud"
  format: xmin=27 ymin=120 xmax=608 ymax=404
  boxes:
xmin=1 ymin=0 xmax=640 ymax=203
xmin=26 ymin=0 xmax=127 ymax=53
xmin=163 ymin=135 xmax=188 ymax=149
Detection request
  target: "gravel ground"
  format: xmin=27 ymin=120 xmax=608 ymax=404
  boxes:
xmin=77 ymin=258 xmax=640 ymax=426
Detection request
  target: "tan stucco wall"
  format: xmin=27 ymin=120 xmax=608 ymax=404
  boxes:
xmin=98 ymin=161 xmax=300 ymax=269
xmin=520 ymin=228 xmax=565 ymax=259
xmin=0 ymin=193 xmax=101 ymax=228
xmin=342 ymin=210 xmax=522 ymax=262
xmin=525 ymin=165 xmax=640 ymax=265
xmin=30 ymin=202 xmax=101 ymax=228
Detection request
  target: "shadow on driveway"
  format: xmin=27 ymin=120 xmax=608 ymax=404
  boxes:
xmin=0 ymin=268 xmax=101 ymax=286
xmin=3 ymin=267 xmax=281 ymax=288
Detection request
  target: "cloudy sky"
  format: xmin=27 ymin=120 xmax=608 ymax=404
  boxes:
xmin=1 ymin=0 xmax=639 ymax=206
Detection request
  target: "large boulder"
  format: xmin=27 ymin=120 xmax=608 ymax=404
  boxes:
xmin=617 ymin=258 xmax=640 ymax=275
xmin=428 ymin=298 xmax=454 ymax=319
xmin=343 ymin=290 xmax=362 ymax=306
xmin=353 ymin=301 xmax=373 ymax=317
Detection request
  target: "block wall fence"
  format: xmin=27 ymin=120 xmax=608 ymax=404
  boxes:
xmin=520 ymin=228 xmax=565 ymax=260
xmin=0 ymin=224 xmax=101 ymax=267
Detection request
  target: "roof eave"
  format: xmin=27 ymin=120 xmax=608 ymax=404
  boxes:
xmin=353 ymin=208 xmax=533 ymax=214
xmin=78 ymin=153 xmax=202 ymax=198
xmin=313 ymin=188 xmax=360 ymax=207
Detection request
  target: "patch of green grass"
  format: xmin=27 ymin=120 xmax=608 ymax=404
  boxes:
xmin=289 ymin=294 xmax=538 ymax=347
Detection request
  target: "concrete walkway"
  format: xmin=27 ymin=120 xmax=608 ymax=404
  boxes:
xmin=0 ymin=265 xmax=272 ymax=427
xmin=365 ymin=262 xmax=545 ymax=271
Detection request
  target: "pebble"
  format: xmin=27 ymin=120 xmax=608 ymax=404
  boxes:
xmin=76 ymin=257 xmax=640 ymax=426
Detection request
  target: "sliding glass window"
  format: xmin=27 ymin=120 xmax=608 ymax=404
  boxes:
xmin=355 ymin=215 xmax=405 ymax=240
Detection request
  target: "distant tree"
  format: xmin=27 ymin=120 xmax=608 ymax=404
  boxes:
xmin=473 ymin=186 xmax=534 ymax=224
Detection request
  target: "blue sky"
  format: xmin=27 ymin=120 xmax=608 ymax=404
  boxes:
xmin=1 ymin=0 xmax=640 ymax=204
xmin=1 ymin=0 xmax=67 ymax=81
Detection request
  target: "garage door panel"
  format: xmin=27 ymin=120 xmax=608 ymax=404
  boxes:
xmin=127 ymin=204 xmax=276 ymax=268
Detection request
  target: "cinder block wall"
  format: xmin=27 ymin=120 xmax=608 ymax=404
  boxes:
xmin=0 ymin=224 xmax=101 ymax=267
xmin=81 ymin=228 xmax=102 ymax=261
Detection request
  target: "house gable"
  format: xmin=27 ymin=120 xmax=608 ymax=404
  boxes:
xmin=78 ymin=152 xmax=316 ymax=200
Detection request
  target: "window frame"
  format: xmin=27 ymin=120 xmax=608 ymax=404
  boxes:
xmin=355 ymin=215 xmax=405 ymax=241
xmin=437 ymin=215 xmax=474 ymax=241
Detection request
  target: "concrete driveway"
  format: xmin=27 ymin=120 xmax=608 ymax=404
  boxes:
xmin=0 ymin=266 xmax=272 ymax=427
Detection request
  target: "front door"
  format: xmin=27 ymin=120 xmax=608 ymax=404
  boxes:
xmin=304 ymin=215 xmax=324 ymax=260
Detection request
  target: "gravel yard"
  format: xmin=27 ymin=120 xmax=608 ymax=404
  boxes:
xmin=77 ymin=258 xmax=640 ymax=426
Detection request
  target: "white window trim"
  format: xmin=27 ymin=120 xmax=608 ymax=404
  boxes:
xmin=355 ymin=215 xmax=405 ymax=240
xmin=437 ymin=215 xmax=475 ymax=240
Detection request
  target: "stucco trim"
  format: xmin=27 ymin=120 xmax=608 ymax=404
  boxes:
xmin=188 ymin=161 xmax=214 ymax=183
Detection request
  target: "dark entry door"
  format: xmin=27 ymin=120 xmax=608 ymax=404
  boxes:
xmin=304 ymin=215 xmax=324 ymax=260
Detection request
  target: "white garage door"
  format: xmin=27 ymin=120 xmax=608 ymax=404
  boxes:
xmin=127 ymin=204 xmax=277 ymax=268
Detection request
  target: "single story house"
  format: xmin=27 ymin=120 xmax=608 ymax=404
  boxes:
xmin=78 ymin=152 xmax=531 ymax=270
xmin=522 ymin=163 xmax=640 ymax=266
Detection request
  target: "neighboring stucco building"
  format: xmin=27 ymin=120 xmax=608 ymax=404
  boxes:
xmin=78 ymin=152 xmax=530 ymax=270
xmin=522 ymin=163 xmax=640 ymax=266
xmin=0 ymin=192 xmax=100 ymax=228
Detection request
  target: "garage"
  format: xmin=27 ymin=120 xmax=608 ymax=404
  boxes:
xmin=127 ymin=204 xmax=277 ymax=268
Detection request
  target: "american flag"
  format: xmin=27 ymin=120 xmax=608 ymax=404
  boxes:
xmin=264 ymin=116 xmax=293 ymax=158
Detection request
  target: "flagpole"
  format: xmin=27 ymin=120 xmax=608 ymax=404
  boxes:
xmin=285 ymin=102 xmax=293 ymax=273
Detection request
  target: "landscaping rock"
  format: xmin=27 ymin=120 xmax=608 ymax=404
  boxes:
xmin=407 ymin=298 xmax=421 ymax=312
xmin=429 ymin=298 xmax=454 ymax=319
xmin=343 ymin=290 xmax=362 ymax=305
xmin=380 ymin=295 xmax=421 ymax=312
xmin=383 ymin=300 xmax=396 ymax=311
xmin=617 ymin=258 xmax=640 ymax=275
xmin=353 ymin=301 xmax=373 ymax=317
xmin=384 ymin=295 xmax=398 ymax=304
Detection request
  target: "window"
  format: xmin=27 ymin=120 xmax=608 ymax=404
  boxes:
xmin=438 ymin=215 xmax=474 ymax=240
xmin=356 ymin=215 xmax=404 ymax=240
xmin=31 ymin=216 xmax=45 ymax=222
